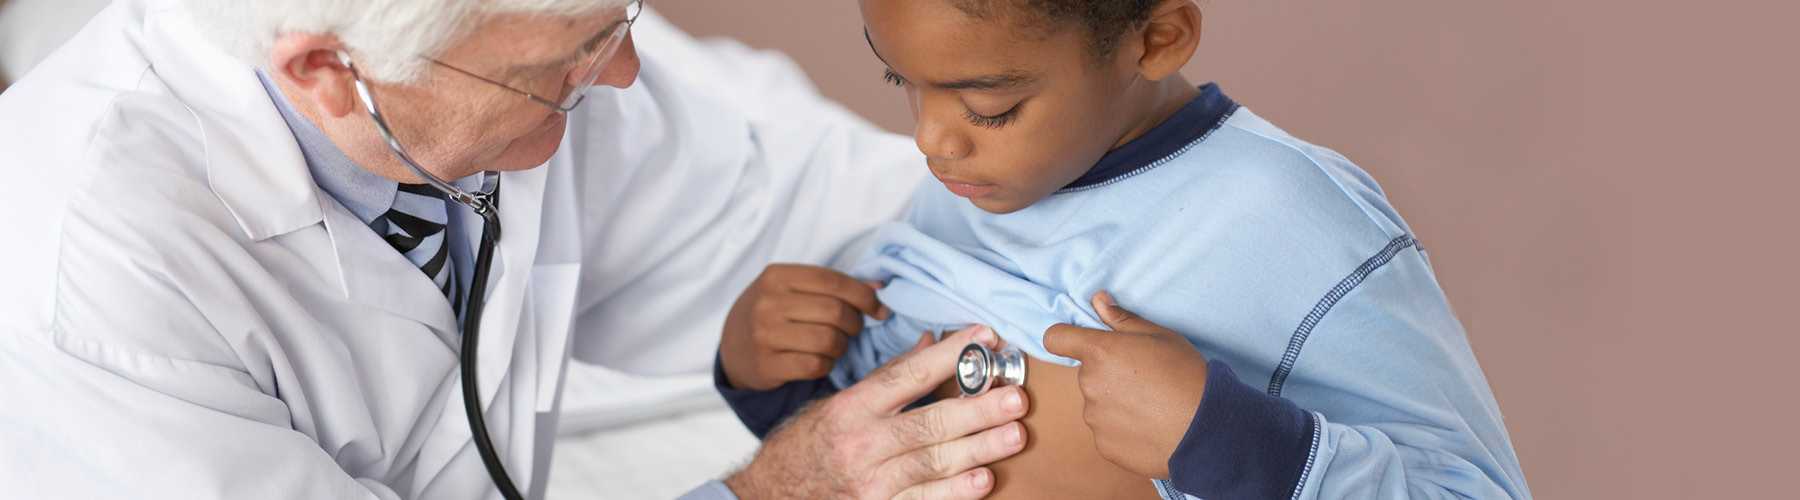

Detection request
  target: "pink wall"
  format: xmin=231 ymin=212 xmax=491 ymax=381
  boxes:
xmin=656 ymin=0 xmax=1800 ymax=497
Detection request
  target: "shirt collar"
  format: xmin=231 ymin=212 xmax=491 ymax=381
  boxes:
xmin=1062 ymin=82 xmax=1239 ymax=191
xmin=255 ymin=70 xmax=397 ymax=226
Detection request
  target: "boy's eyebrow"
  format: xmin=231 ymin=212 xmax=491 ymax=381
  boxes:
xmin=865 ymin=27 xmax=1038 ymax=92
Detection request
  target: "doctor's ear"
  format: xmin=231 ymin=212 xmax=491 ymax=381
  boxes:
xmin=268 ymin=33 xmax=360 ymax=118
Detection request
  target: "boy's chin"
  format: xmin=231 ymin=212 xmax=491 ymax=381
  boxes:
xmin=968 ymin=196 xmax=1035 ymax=215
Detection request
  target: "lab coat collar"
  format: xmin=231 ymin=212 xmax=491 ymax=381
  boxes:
xmin=140 ymin=1 xmax=323 ymax=242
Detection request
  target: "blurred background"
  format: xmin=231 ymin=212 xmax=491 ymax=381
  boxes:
xmin=4 ymin=0 xmax=1795 ymax=498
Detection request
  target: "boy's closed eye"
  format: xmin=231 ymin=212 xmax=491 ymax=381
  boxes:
xmin=881 ymin=68 xmax=1026 ymax=129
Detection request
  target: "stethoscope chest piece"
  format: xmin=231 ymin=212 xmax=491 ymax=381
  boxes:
xmin=957 ymin=343 xmax=1026 ymax=397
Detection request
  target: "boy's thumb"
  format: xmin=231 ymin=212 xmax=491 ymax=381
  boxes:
xmin=1092 ymin=291 xmax=1149 ymax=333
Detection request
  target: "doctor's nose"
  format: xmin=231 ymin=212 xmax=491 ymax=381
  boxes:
xmin=588 ymin=34 xmax=640 ymax=90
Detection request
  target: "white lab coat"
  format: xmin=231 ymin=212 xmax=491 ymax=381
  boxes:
xmin=0 ymin=0 xmax=925 ymax=498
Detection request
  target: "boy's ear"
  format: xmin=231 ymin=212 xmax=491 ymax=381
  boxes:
xmin=1134 ymin=0 xmax=1202 ymax=81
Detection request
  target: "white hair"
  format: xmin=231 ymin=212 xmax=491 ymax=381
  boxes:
xmin=183 ymin=0 xmax=630 ymax=83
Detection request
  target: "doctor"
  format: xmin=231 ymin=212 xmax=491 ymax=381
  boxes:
xmin=0 ymin=0 xmax=1029 ymax=498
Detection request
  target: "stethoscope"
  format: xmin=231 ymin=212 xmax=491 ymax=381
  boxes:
xmin=956 ymin=343 xmax=1027 ymax=398
xmin=335 ymin=5 xmax=638 ymax=498
xmin=347 ymin=61 xmax=520 ymax=500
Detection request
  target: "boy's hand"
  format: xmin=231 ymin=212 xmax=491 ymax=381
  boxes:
xmin=1042 ymin=291 xmax=1208 ymax=479
xmin=720 ymin=264 xmax=891 ymax=390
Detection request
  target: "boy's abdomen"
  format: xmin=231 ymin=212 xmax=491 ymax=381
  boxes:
xmin=934 ymin=356 xmax=1160 ymax=499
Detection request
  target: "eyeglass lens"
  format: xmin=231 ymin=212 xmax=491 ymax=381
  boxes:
xmin=555 ymin=0 xmax=642 ymax=110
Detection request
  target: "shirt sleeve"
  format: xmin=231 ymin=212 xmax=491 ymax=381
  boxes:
xmin=713 ymin=351 xmax=839 ymax=439
xmin=1164 ymin=251 xmax=1530 ymax=500
xmin=0 ymin=328 xmax=400 ymax=500
xmin=672 ymin=480 xmax=741 ymax=500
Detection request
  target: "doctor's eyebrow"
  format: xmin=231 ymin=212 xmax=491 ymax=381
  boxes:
xmin=863 ymin=27 xmax=1037 ymax=91
xmin=503 ymin=16 xmax=626 ymax=76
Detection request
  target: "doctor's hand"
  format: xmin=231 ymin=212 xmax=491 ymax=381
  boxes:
xmin=725 ymin=326 xmax=1029 ymax=500
xmin=720 ymin=264 xmax=890 ymax=390
xmin=1043 ymin=291 xmax=1209 ymax=480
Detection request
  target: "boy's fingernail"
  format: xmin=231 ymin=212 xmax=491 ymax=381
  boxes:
xmin=1099 ymin=291 xmax=1118 ymax=308
xmin=878 ymin=305 xmax=891 ymax=320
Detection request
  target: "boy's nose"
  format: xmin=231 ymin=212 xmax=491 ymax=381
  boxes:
xmin=915 ymin=117 xmax=971 ymax=161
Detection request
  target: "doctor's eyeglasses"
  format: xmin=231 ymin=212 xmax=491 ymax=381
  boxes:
xmin=343 ymin=0 xmax=642 ymax=215
xmin=428 ymin=0 xmax=642 ymax=114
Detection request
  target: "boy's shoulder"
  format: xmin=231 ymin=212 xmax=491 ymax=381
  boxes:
xmin=1145 ymin=107 xmax=1413 ymax=242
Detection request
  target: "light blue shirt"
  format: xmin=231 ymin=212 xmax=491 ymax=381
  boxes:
xmin=830 ymin=85 xmax=1530 ymax=499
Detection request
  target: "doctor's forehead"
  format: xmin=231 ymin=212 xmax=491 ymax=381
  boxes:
xmin=438 ymin=9 xmax=619 ymax=70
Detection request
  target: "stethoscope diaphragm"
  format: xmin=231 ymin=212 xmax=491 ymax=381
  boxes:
xmin=956 ymin=343 xmax=1026 ymax=397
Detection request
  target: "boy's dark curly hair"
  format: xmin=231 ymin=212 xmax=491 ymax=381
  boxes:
xmin=948 ymin=0 xmax=1166 ymax=57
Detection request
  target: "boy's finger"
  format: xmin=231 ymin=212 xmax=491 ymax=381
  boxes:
xmin=1042 ymin=323 xmax=1105 ymax=361
xmin=767 ymin=323 xmax=851 ymax=358
xmin=783 ymin=292 xmax=869 ymax=337
xmin=785 ymin=265 xmax=886 ymax=320
xmin=1091 ymin=291 xmax=1164 ymax=335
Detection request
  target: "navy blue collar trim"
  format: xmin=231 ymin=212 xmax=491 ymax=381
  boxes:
xmin=1062 ymin=83 xmax=1238 ymax=191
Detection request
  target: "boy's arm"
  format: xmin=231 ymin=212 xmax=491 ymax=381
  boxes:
xmin=1050 ymin=255 xmax=1530 ymax=500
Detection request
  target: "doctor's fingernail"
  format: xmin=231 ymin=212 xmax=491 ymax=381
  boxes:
xmin=1004 ymin=424 xmax=1022 ymax=446
xmin=974 ymin=325 xmax=995 ymax=343
xmin=1003 ymin=390 xmax=1023 ymax=412
xmin=972 ymin=469 xmax=991 ymax=489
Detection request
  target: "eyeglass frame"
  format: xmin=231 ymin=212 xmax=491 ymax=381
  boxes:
xmin=341 ymin=0 xmax=643 ymax=218
xmin=427 ymin=0 xmax=643 ymax=114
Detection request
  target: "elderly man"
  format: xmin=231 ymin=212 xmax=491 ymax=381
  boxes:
xmin=0 ymin=0 xmax=1029 ymax=498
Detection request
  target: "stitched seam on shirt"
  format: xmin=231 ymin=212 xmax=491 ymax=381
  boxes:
xmin=1154 ymin=478 xmax=1179 ymax=499
xmin=1288 ymin=411 xmax=1325 ymax=500
xmin=1267 ymin=234 xmax=1420 ymax=397
xmin=1057 ymin=105 xmax=1242 ymax=194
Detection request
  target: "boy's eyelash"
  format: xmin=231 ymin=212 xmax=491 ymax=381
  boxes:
xmin=882 ymin=68 xmax=906 ymax=87
xmin=964 ymin=105 xmax=1021 ymax=129
xmin=883 ymin=68 xmax=1020 ymax=128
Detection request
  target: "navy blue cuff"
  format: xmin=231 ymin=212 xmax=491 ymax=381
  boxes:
xmin=1167 ymin=360 xmax=1317 ymax=500
xmin=713 ymin=352 xmax=839 ymax=439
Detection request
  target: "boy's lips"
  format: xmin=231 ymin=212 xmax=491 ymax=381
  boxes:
xmin=935 ymin=174 xmax=997 ymax=198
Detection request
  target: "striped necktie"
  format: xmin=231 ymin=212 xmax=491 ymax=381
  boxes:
xmin=384 ymin=183 xmax=458 ymax=311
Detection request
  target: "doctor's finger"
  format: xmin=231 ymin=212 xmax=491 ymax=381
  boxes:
xmin=848 ymin=325 xmax=996 ymax=415
xmin=881 ymin=420 xmax=1024 ymax=494
xmin=889 ymin=468 xmax=995 ymax=500
xmin=876 ymin=385 xmax=1028 ymax=461
xmin=780 ymin=265 xmax=886 ymax=320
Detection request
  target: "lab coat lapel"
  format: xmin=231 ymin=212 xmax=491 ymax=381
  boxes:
xmin=472 ymin=165 xmax=548 ymax=409
xmin=145 ymin=7 xmax=462 ymax=333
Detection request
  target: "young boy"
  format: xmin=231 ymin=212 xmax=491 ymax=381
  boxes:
xmin=717 ymin=0 xmax=1530 ymax=499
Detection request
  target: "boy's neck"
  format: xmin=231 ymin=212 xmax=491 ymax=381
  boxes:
xmin=1107 ymin=75 xmax=1203 ymax=151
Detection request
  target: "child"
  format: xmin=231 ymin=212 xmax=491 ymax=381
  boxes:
xmin=718 ymin=0 xmax=1530 ymax=498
